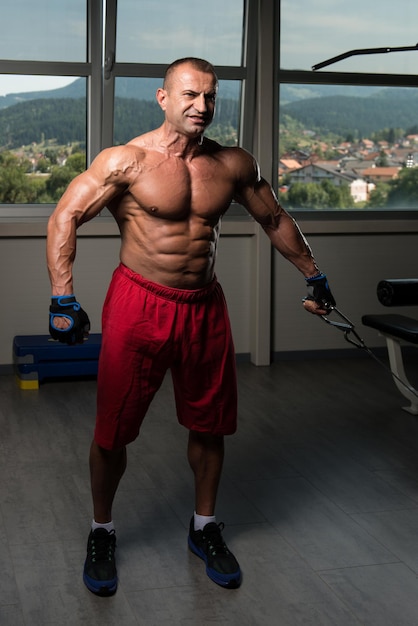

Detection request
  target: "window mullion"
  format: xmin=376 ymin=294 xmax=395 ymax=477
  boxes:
xmin=240 ymin=0 xmax=258 ymax=152
xmin=102 ymin=0 xmax=117 ymax=149
xmin=87 ymin=0 xmax=104 ymax=163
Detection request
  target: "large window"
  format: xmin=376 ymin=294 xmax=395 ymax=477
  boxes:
xmin=115 ymin=1 xmax=244 ymax=65
xmin=0 ymin=0 xmax=251 ymax=213
xmin=106 ymin=0 xmax=248 ymax=156
xmin=278 ymin=0 xmax=418 ymax=212
xmin=0 ymin=2 xmax=87 ymax=63
xmin=4 ymin=1 xmax=418 ymax=215
xmin=0 ymin=0 xmax=95 ymax=212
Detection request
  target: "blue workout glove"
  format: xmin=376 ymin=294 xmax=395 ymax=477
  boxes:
xmin=49 ymin=295 xmax=90 ymax=345
xmin=305 ymin=272 xmax=336 ymax=311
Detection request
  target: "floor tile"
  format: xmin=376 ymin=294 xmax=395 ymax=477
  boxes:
xmin=242 ymin=476 xmax=397 ymax=570
xmin=320 ymin=563 xmax=418 ymax=626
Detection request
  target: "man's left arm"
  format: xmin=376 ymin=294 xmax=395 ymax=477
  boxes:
xmin=234 ymin=155 xmax=335 ymax=314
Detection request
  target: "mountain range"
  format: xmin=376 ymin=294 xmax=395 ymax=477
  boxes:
xmin=281 ymin=88 xmax=418 ymax=137
xmin=0 ymin=77 xmax=240 ymax=110
xmin=1 ymin=79 xmax=417 ymax=147
xmin=0 ymin=79 xmax=390 ymax=110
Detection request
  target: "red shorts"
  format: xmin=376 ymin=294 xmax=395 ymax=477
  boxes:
xmin=94 ymin=264 xmax=237 ymax=450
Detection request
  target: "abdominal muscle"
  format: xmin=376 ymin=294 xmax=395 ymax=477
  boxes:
xmin=107 ymin=144 xmax=235 ymax=289
xmin=117 ymin=209 xmax=221 ymax=289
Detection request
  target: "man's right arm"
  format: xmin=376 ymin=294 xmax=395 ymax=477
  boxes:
xmin=46 ymin=147 xmax=136 ymax=340
xmin=47 ymin=146 xmax=135 ymax=295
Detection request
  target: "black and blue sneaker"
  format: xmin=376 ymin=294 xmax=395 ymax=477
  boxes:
xmin=188 ymin=518 xmax=242 ymax=588
xmin=83 ymin=528 xmax=118 ymax=596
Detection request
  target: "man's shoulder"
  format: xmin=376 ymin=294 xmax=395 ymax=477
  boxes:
xmin=212 ymin=143 xmax=258 ymax=182
xmin=98 ymin=141 xmax=148 ymax=166
xmin=97 ymin=142 xmax=145 ymax=160
xmin=88 ymin=143 xmax=147 ymax=185
xmin=203 ymin=139 xmax=254 ymax=166
xmin=203 ymin=137 xmax=241 ymax=154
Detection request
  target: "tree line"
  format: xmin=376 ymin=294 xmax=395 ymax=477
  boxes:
xmin=0 ymin=95 xmax=239 ymax=204
xmin=281 ymin=92 xmax=418 ymax=139
xmin=0 ymin=151 xmax=86 ymax=203
xmin=280 ymin=167 xmax=418 ymax=210
xmin=3 ymin=145 xmax=418 ymax=208
xmin=0 ymin=97 xmax=239 ymax=149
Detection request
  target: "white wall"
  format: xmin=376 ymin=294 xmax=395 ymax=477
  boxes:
xmin=0 ymin=230 xmax=253 ymax=365
xmin=2 ymin=223 xmax=418 ymax=366
xmin=273 ymin=230 xmax=418 ymax=354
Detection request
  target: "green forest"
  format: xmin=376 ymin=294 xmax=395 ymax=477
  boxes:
xmin=2 ymin=84 xmax=418 ymax=208
xmin=2 ymin=88 xmax=417 ymax=150
xmin=0 ymin=96 xmax=239 ymax=149
xmin=280 ymin=90 xmax=418 ymax=138
xmin=0 ymin=150 xmax=86 ymax=203
xmin=0 ymin=95 xmax=239 ymax=203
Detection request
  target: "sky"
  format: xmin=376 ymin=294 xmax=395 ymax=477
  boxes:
xmin=0 ymin=76 xmax=77 ymax=97
xmin=281 ymin=0 xmax=418 ymax=74
xmin=1 ymin=0 xmax=418 ymax=97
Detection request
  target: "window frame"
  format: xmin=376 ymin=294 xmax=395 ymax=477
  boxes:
xmin=102 ymin=0 xmax=256 ymax=150
xmin=0 ymin=0 xmax=102 ymax=218
xmin=276 ymin=1 xmax=418 ymax=220
xmin=0 ymin=0 xmax=256 ymax=219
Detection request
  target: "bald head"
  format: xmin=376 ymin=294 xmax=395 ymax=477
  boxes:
xmin=163 ymin=57 xmax=218 ymax=92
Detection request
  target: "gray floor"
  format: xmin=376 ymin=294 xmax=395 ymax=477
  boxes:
xmin=2 ymin=352 xmax=418 ymax=625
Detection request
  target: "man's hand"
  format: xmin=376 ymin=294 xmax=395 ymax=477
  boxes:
xmin=303 ymin=272 xmax=336 ymax=315
xmin=49 ymin=295 xmax=90 ymax=344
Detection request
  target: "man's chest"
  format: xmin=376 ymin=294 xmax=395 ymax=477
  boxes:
xmin=126 ymin=155 xmax=235 ymax=219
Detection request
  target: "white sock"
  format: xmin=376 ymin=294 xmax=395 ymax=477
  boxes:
xmin=194 ymin=511 xmax=216 ymax=531
xmin=92 ymin=519 xmax=115 ymax=533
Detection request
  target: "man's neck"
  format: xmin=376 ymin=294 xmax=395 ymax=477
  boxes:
xmin=157 ymin=124 xmax=204 ymax=159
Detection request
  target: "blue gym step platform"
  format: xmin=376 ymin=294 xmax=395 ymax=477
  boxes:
xmin=13 ymin=334 xmax=102 ymax=389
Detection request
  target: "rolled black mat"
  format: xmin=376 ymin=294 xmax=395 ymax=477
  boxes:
xmin=377 ymin=279 xmax=418 ymax=307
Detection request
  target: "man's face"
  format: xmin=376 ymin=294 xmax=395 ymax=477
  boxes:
xmin=157 ymin=64 xmax=218 ymax=138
